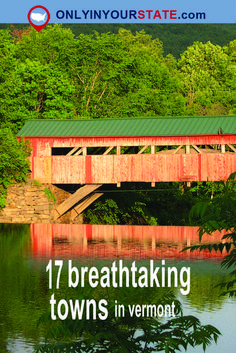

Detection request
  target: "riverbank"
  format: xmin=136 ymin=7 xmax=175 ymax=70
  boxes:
xmin=0 ymin=179 xmax=83 ymax=224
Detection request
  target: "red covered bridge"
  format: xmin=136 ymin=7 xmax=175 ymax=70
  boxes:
xmin=17 ymin=116 xmax=236 ymax=220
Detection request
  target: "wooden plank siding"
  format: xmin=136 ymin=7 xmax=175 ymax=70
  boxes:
xmin=22 ymin=133 xmax=236 ymax=184
xmin=27 ymin=135 xmax=236 ymax=152
xmin=32 ymin=153 xmax=236 ymax=184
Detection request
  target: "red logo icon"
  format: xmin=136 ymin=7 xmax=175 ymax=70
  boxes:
xmin=28 ymin=6 xmax=50 ymax=32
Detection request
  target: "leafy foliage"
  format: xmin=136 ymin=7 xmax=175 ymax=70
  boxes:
xmin=84 ymin=183 xmax=199 ymax=226
xmin=34 ymin=317 xmax=220 ymax=353
xmin=183 ymin=172 xmax=236 ymax=297
xmin=83 ymin=191 xmax=158 ymax=225
xmin=5 ymin=23 xmax=236 ymax=59
xmin=178 ymin=41 xmax=236 ymax=115
xmin=0 ymin=128 xmax=31 ymax=208
xmin=44 ymin=188 xmax=57 ymax=204
xmin=34 ymin=290 xmax=220 ymax=353
xmin=0 ymin=25 xmax=235 ymax=134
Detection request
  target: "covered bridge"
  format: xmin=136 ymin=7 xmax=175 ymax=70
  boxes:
xmin=17 ymin=115 xmax=236 ymax=220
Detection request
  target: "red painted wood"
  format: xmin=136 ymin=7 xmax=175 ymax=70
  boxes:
xmin=23 ymin=134 xmax=236 ymax=153
xmin=30 ymin=223 xmax=227 ymax=259
xmin=33 ymin=153 xmax=236 ymax=183
xmin=21 ymin=133 xmax=236 ymax=184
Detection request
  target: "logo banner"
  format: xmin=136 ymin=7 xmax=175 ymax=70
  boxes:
xmin=0 ymin=0 xmax=236 ymax=24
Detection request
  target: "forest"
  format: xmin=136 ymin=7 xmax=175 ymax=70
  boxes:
xmin=2 ymin=23 xmax=236 ymax=58
xmin=0 ymin=24 xmax=235 ymax=224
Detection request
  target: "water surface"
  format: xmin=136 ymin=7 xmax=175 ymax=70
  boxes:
xmin=0 ymin=223 xmax=234 ymax=352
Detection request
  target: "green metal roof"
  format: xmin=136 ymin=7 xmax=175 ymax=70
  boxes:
xmin=16 ymin=116 xmax=236 ymax=137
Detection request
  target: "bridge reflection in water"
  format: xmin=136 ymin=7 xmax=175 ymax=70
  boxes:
xmin=30 ymin=224 xmax=226 ymax=259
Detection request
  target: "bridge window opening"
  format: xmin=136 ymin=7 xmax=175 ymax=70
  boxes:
xmin=87 ymin=147 xmax=108 ymax=155
xmin=159 ymin=146 xmax=174 ymax=151
xmin=155 ymin=146 xmax=185 ymax=154
xmin=85 ymin=147 xmax=118 ymax=155
xmin=195 ymin=145 xmax=232 ymax=153
xmin=118 ymin=146 xmax=191 ymax=155
xmin=119 ymin=146 xmax=140 ymax=154
xmin=155 ymin=146 xmax=164 ymax=152
xmin=119 ymin=146 xmax=162 ymax=154
xmin=52 ymin=147 xmax=74 ymax=155
xmin=156 ymin=146 xmax=172 ymax=153
xmin=200 ymin=145 xmax=214 ymax=150
xmin=50 ymin=144 xmax=235 ymax=156
xmin=170 ymin=146 xmax=183 ymax=150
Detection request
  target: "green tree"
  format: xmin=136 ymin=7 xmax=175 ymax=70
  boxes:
xmin=178 ymin=41 xmax=236 ymax=115
xmin=1 ymin=25 xmax=236 ymax=132
xmin=0 ymin=26 xmax=78 ymax=132
xmin=0 ymin=128 xmax=31 ymax=207
xmin=0 ymin=25 xmax=186 ymax=133
xmin=184 ymin=173 xmax=236 ymax=297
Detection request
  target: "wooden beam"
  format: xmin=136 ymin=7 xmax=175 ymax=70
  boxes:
xmin=228 ymin=144 xmax=236 ymax=153
xmin=138 ymin=145 xmax=149 ymax=154
xmin=221 ymin=144 xmax=225 ymax=153
xmin=74 ymin=147 xmax=83 ymax=155
xmin=66 ymin=147 xmax=79 ymax=156
xmin=54 ymin=184 xmax=102 ymax=220
xmin=173 ymin=145 xmax=183 ymax=154
xmin=192 ymin=145 xmax=202 ymax=154
xmin=186 ymin=145 xmax=190 ymax=154
xmin=103 ymin=146 xmax=114 ymax=155
xmin=71 ymin=192 xmax=103 ymax=220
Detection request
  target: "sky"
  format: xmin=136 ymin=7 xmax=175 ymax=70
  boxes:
xmin=0 ymin=0 xmax=235 ymax=24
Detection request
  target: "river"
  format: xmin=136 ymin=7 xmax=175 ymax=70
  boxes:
xmin=0 ymin=223 xmax=235 ymax=352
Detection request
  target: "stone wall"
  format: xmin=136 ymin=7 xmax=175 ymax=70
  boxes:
xmin=0 ymin=179 xmax=83 ymax=224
